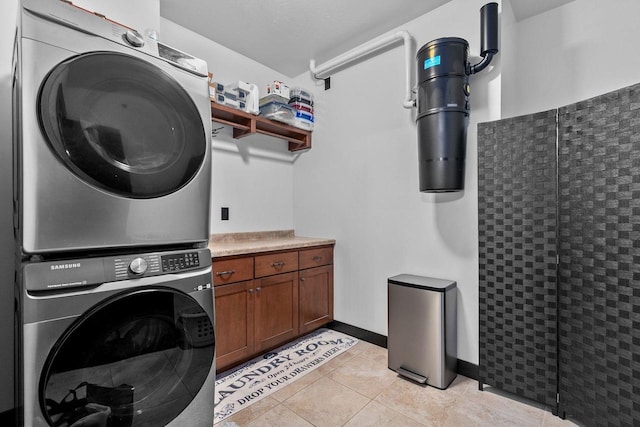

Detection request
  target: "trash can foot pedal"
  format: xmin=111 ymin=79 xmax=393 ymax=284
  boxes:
xmin=397 ymin=367 xmax=427 ymax=384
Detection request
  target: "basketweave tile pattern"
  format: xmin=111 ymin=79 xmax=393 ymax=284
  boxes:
xmin=477 ymin=109 xmax=558 ymax=408
xmin=557 ymin=83 xmax=640 ymax=426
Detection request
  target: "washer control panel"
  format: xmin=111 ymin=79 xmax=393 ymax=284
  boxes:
xmin=161 ymin=252 xmax=200 ymax=272
xmin=24 ymin=248 xmax=211 ymax=292
xmin=114 ymin=251 xmax=201 ymax=280
xmin=113 ymin=250 xmax=204 ymax=280
xmin=115 ymin=255 xmax=160 ymax=280
xmin=129 ymin=257 xmax=148 ymax=275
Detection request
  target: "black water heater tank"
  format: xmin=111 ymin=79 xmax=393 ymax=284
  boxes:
xmin=416 ymin=38 xmax=470 ymax=192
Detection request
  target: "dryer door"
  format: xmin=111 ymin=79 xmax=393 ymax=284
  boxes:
xmin=38 ymin=52 xmax=207 ymax=199
xmin=39 ymin=288 xmax=214 ymax=427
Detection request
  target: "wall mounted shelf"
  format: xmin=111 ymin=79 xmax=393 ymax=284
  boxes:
xmin=211 ymin=102 xmax=311 ymax=152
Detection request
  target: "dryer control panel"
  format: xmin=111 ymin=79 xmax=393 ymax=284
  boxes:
xmin=21 ymin=0 xmax=208 ymax=76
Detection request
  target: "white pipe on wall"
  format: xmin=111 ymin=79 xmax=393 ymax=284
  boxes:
xmin=309 ymin=30 xmax=416 ymax=109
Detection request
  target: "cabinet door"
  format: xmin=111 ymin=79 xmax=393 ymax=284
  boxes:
xmin=254 ymin=272 xmax=299 ymax=352
xmin=214 ymin=280 xmax=254 ymax=371
xmin=299 ymin=265 xmax=334 ymax=334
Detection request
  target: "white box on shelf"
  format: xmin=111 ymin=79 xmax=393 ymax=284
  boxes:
xmin=266 ymin=80 xmax=290 ymax=99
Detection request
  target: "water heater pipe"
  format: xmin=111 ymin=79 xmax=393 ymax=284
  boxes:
xmin=309 ymin=30 xmax=416 ymax=109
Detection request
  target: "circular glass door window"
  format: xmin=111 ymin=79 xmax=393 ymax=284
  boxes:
xmin=40 ymin=288 xmax=214 ymax=427
xmin=38 ymin=52 xmax=207 ymax=198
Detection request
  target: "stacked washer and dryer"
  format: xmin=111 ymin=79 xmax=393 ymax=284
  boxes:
xmin=13 ymin=0 xmax=215 ymax=425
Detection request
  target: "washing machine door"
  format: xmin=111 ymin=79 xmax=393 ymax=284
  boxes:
xmin=39 ymin=288 xmax=215 ymax=427
xmin=38 ymin=51 xmax=207 ymax=199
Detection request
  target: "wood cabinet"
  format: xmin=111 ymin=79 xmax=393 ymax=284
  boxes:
xmin=298 ymin=247 xmax=334 ymax=334
xmin=299 ymin=265 xmax=333 ymax=334
xmin=254 ymin=271 xmax=299 ymax=352
xmin=299 ymin=246 xmax=333 ymax=270
xmin=254 ymin=251 xmax=298 ymax=278
xmin=212 ymin=245 xmax=333 ymax=372
xmin=213 ymin=280 xmax=254 ymax=369
xmin=212 ymin=256 xmax=253 ymax=285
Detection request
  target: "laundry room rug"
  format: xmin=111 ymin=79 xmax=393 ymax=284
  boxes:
xmin=213 ymin=328 xmax=358 ymax=423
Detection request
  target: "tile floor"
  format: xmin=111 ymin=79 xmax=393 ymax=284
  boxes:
xmin=216 ymin=339 xmax=579 ymax=427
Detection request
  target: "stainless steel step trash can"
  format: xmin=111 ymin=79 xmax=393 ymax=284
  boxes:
xmin=388 ymin=274 xmax=457 ymax=389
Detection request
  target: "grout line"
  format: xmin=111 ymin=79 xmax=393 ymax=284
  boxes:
xmin=339 ymin=399 xmax=373 ymax=427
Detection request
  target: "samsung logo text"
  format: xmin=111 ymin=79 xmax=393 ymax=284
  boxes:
xmin=51 ymin=263 xmax=81 ymax=270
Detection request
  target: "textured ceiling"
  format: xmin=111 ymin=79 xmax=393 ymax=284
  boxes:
xmin=160 ymin=0 xmax=576 ymax=78
xmin=159 ymin=0 xmax=451 ymax=77
xmin=510 ymin=0 xmax=575 ymax=21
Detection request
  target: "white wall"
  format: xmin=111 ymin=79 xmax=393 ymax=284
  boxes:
xmin=160 ymin=19 xmax=297 ymax=234
xmin=293 ymin=0 xmax=640 ymax=366
xmin=502 ymin=0 xmax=640 ymax=118
xmin=292 ymin=0 xmax=503 ymax=364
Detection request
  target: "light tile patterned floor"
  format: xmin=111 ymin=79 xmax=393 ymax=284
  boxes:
xmin=217 ymin=339 xmax=578 ymax=427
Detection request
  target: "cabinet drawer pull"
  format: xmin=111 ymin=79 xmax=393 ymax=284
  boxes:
xmin=271 ymin=261 xmax=285 ymax=268
xmin=312 ymin=256 xmax=323 ymax=262
xmin=215 ymin=270 xmax=235 ymax=277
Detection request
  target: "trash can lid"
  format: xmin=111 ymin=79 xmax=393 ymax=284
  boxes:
xmin=388 ymin=274 xmax=456 ymax=292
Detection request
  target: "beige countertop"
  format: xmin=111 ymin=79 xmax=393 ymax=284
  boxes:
xmin=208 ymin=230 xmax=335 ymax=258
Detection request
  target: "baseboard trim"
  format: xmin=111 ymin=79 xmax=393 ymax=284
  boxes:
xmin=456 ymin=359 xmax=479 ymax=380
xmin=326 ymin=320 xmax=387 ymax=348
xmin=326 ymin=320 xmax=479 ymax=381
xmin=0 ymin=408 xmax=15 ymax=426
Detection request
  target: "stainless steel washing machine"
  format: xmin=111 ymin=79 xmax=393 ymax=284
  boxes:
xmin=18 ymin=248 xmax=215 ymax=427
xmin=15 ymin=0 xmax=212 ymax=254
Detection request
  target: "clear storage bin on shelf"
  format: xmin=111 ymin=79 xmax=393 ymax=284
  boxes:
xmin=292 ymin=118 xmax=314 ymax=131
xmin=259 ymin=93 xmax=289 ymax=107
xmin=259 ymin=101 xmax=296 ymax=125
xmin=290 ymin=87 xmax=314 ymax=102
xmin=290 ymin=101 xmax=313 ymax=113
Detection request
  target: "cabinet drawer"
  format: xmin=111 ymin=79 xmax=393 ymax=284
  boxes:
xmin=254 ymin=251 xmax=298 ymax=278
xmin=212 ymin=257 xmax=254 ymax=285
xmin=299 ymin=246 xmax=333 ymax=269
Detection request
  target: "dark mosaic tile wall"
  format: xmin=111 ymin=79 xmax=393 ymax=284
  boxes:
xmin=477 ymin=109 xmax=559 ymax=407
xmin=557 ymin=83 xmax=640 ymax=426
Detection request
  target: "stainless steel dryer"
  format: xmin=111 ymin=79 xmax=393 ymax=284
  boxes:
xmin=15 ymin=0 xmax=212 ymax=254
xmin=18 ymin=248 xmax=215 ymax=427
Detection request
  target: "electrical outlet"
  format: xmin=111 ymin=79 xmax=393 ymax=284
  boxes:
xmin=221 ymin=207 xmax=229 ymax=221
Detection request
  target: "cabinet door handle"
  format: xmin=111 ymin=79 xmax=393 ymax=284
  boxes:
xmin=248 ymin=288 xmax=254 ymax=294
xmin=256 ymin=287 xmax=262 ymax=292
xmin=300 ymin=277 xmax=306 ymax=282
xmin=312 ymin=256 xmax=322 ymax=262
xmin=215 ymin=269 xmax=235 ymax=277
xmin=271 ymin=261 xmax=285 ymax=268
